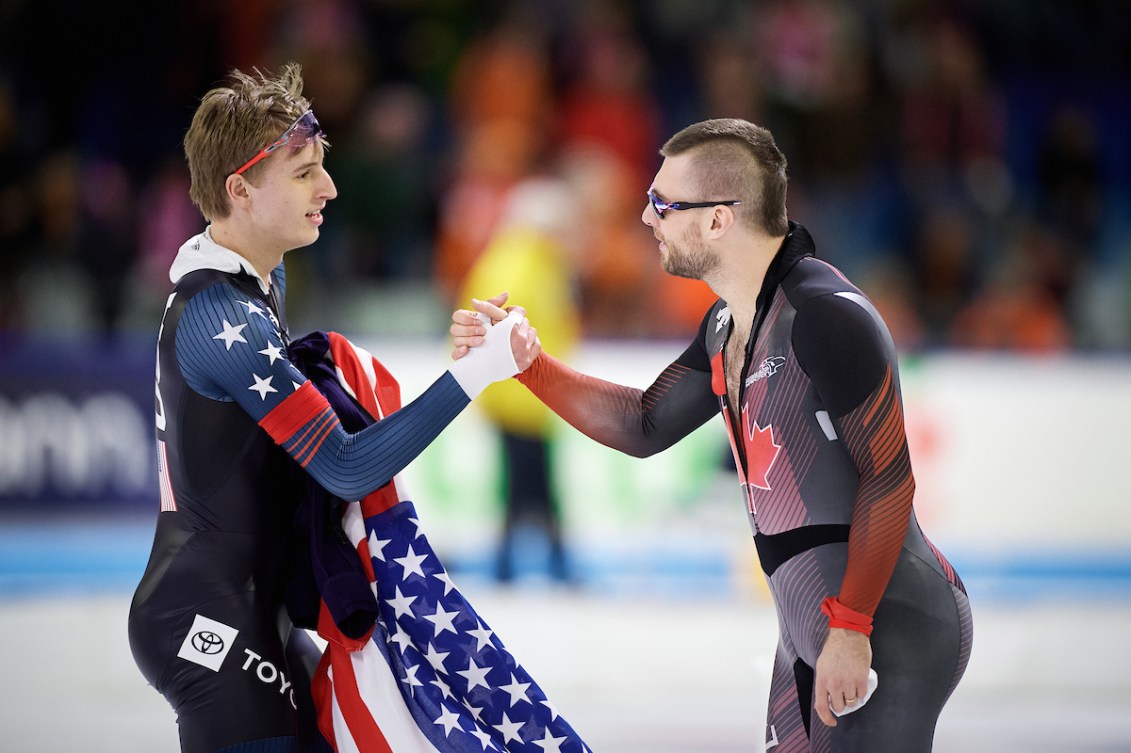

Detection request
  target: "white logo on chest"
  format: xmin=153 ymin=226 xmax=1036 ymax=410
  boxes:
xmin=745 ymin=356 xmax=786 ymax=386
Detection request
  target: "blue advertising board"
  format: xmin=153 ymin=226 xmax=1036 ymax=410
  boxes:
xmin=0 ymin=334 xmax=158 ymax=512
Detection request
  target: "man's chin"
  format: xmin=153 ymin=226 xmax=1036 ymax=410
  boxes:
xmin=662 ymin=260 xmax=701 ymax=281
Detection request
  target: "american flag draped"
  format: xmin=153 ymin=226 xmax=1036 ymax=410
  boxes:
xmin=302 ymin=331 xmax=592 ymax=753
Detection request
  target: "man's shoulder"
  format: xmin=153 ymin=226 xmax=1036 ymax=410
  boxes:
xmin=781 ymin=257 xmax=862 ymax=308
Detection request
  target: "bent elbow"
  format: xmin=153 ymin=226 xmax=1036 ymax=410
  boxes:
xmin=313 ymin=469 xmax=392 ymax=503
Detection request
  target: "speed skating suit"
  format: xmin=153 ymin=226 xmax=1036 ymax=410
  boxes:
xmin=129 ymin=231 xmax=472 ymax=753
xmin=516 ymin=222 xmax=973 ymax=752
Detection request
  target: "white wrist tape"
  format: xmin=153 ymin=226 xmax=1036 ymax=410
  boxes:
xmin=448 ymin=310 xmax=523 ymax=398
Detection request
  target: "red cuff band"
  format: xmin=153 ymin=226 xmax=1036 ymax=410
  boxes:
xmin=821 ymin=596 xmax=874 ymax=636
xmin=259 ymin=381 xmax=326 ymax=444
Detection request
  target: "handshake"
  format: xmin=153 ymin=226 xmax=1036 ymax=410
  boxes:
xmin=447 ymin=291 xmax=540 ymax=399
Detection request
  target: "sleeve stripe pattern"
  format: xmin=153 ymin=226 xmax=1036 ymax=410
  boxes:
xmin=642 ymin=363 xmax=691 ymax=410
xmin=259 ymin=381 xmax=342 ymax=467
xmin=836 ymin=366 xmax=915 ymax=617
xmin=289 ymin=411 xmax=340 ymax=468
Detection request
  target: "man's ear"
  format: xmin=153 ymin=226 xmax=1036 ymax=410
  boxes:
xmin=706 ymin=204 xmax=736 ymax=238
xmin=225 ymin=173 xmax=252 ymax=210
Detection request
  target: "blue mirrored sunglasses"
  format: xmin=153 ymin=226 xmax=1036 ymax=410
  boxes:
xmin=647 ymin=189 xmax=742 ymax=219
xmin=234 ymin=110 xmax=324 ymax=176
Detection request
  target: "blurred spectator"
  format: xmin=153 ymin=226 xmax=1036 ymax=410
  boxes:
xmin=556 ymin=5 xmax=664 ymax=187
xmin=433 ymin=117 xmax=545 ymax=304
xmin=894 ymin=10 xmax=1008 ymax=213
xmin=557 ymin=144 xmax=663 ymax=337
xmin=0 ymin=76 xmax=36 ymax=328
xmin=458 ymin=175 xmax=584 ymax=583
xmin=948 ymin=222 xmax=1073 ymax=352
xmin=912 ymin=205 xmax=979 ymax=346
xmin=753 ymin=0 xmax=879 ymax=183
xmin=135 ymin=157 xmax=199 ymax=298
xmin=433 ymin=13 xmax=555 ymax=303
xmin=448 ymin=13 xmax=555 ymax=136
xmin=692 ymin=30 xmax=767 ymax=125
xmin=324 ymin=84 xmax=439 ymax=281
xmin=16 ymin=150 xmax=92 ymax=333
xmin=75 ymin=158 xmax=137 ymax=334
xmin=1038 ymin=105 xmax=1103 ymax=241
xmin=0 ymin=0 xmax=1128 ymax=352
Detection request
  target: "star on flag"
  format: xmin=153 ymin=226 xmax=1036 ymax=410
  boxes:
xmin=345 ymin=503 xmax=592 ymax=752
xmin=297 ymin=332 xmax=590 ymax=753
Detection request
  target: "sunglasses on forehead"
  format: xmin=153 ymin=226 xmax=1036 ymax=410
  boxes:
xmin=233 ymin=110 xmax=324 ymax=176
xmin=647 ymin=189 xmax=742 ymax=219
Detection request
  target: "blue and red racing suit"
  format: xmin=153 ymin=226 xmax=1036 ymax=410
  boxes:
xmin=128 ymin=231 xmax=473 ymax=753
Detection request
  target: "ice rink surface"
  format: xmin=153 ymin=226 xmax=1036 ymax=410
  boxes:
xmin=2 ymin=580 xmax=1130 ymax=752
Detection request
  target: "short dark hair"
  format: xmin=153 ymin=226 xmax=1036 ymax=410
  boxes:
xmin=661 ymin=118 xmax=789 ymax=237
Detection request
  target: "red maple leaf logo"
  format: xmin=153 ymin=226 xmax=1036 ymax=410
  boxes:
xmin=745 ymin=420 xmax=781 ymax=490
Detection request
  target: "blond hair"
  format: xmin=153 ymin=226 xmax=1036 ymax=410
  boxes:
xmin=184 ymin=62 xmax=314 ymax=221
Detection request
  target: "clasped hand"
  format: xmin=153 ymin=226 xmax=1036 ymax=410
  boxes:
xmin=451 ymin=291 xmax=540 ymax=370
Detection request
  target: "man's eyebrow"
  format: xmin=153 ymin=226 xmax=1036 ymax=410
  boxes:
xmin=286 ymin=150 xmax=322 ymax=172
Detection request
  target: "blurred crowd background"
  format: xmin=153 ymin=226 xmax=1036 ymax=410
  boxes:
xmin=1 ymin=0 xmax=1130 ymax=352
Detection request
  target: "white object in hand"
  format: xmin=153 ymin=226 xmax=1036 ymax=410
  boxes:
xmin=832 ymin=668 xmax=879 ymax=717
xmin=448 ymin=310 xmax=524 ymax=398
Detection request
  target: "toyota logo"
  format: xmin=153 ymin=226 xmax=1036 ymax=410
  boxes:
xmin=191 ymin=630 xmax=226 ymax=655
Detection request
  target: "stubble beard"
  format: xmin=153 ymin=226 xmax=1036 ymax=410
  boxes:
xmin=661 ymin=226 xmax=718 ymax=281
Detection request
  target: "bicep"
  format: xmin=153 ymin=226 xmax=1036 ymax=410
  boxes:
xmin=792 ymin=293 xmax=890 ymax=418
xmin=176 ymin=286 xmax=306 ymax=420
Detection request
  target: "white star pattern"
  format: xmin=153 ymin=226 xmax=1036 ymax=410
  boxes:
xmin=424 ymin=603 xmax=460 ymax=636
xmin=533 ymin=731 xmax=568 ymax=753
xmin=423 ymin=642 xmax=450 ymax=673
xmin=457 ymin=657 xmax=492 ymax=691
xmin=465 ymin=703 xmax=485 ymax=723
xmin=258 ymin=341 xmax=284 ymax=364
xmin=492 ymin=712 xmax=524 ymax=745
xmin=467 ymin=622 xmax=495 ymax=651
xmin=248 ymin=374 xmax=277 ymax=400
xmin=469 ymin=726 xmax=497 ymax=751
xmin=499 ymin=673 xmax=532 ymax=707
xmin=433 ymin=705 xmax=463 ymax=737
xmin=386 ymin=586 xmax=417 ymax=619
xmin=432 ymin=569 xmax=456 ymax=595
xmin=368 ymin=531 xmax=392 ymax=561
xmin=430 ymin=677 xmax=454 ymax=701
xmin=400 ymin=663 xmax=423 ymax=692
xmin=340 ymin=500 xmax=589 ymax=751
xmin=212 ymin=320 xmax=248 ymax=350
xmin=388 ymin=624 xmax=413 ymax=652
xmin=394 ymin=545 xmax=429 ymax=580
xmin=238 ymin=300 xmax=268 ymax=318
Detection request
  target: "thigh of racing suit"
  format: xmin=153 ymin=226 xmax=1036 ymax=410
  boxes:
xmin=763 ymin=547 xmax=972 ymax=753
xmin=134 ymin=588 xmax=328 ymax=753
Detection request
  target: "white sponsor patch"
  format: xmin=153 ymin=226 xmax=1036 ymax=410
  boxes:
xmin=177 ymin=614 xmax=240 ymax=672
